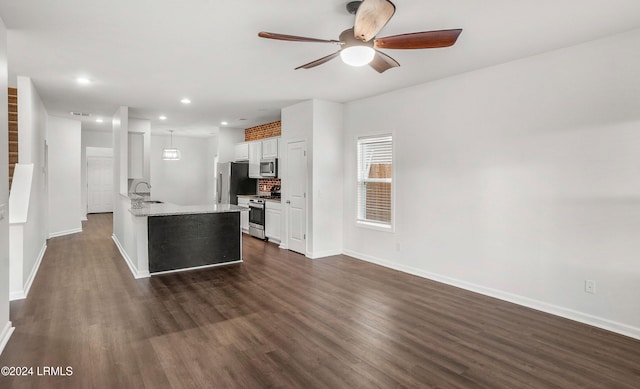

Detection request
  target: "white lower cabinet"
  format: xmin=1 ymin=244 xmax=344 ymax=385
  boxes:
xmin=265 ymin=201 xmax=282 ymax=243
xmin=237 ymin=197 xmax=250 ymax=233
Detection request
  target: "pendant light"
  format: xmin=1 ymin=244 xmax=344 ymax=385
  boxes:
xmin=162 ymin=130 xmax=181 ymax=160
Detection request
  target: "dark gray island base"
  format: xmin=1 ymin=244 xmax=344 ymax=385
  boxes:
xmin=126 ymin=201 xmax=247 ymax=277
xmin=148 ymin=212 xmax=241 ymax=273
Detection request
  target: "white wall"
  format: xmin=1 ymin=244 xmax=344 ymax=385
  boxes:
xmin=110 ymin=110 xmax=149 ymax=279
xmin=342 ymin=28 xmax=640 ymax=338
xmin=311 ymin=101 xmax=343 ymax=257
xmin=81 ymin=130 xmax=111 ymax=219
xmin=112 ymin=106 xmax=128 ymax=242
xmin=281 ymin=101 xmax=313 ymax=254
xmin=150 ymin=134 xmax=215 ymax=205
xmin=114 ymin=108 xmax=128 ymax=195
xmin=207 ymin=136 xmax=218 ymax=201
xmin=15 ymin=76 xmax=48 ymax=300
xmin=47 ymin=115 xmax=81 ymax=237
xmin=281 ymin=99 xmax=344 ymax=258
xmin=217 ymin=127 xmax=243 ymax=163
xmin=0 ymin=14 xmax=11 ymax=354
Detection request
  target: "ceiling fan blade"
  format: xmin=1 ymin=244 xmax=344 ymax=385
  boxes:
xmin=295 ymin=51 xmax=341 ymax=70
xmin=375 ymin=29 xmax=462 ymax=50
xmin=369 ymin=50 xmax=400 ymax=73
xmin=258 ymin=32 xmax=339 ymax=43
xmin=354 ymin=0 xmax=396 ymax=42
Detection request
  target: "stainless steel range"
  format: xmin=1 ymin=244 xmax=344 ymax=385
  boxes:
xmin=248 ymin=198 xmax=266 ymax=239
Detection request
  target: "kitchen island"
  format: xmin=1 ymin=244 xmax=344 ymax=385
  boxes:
xmin=119 ymin=199 xmax=247 ymax=276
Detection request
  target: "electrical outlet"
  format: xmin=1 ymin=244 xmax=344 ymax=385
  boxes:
xmin=585 ymin=280 xmax=596 ymax=294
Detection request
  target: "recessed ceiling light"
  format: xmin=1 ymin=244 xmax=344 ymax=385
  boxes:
xmin=159 ymin=115 xmax=167 ymax=120
xmin=220 ymin=121 xmax=228 ymax=125
xmin=180 ymin=98 xmax=191 ymax=104
xmin=76 ymin=77 xmax=91 ymax=85
xmin=95 ymin=118 xmax=104 ymax=123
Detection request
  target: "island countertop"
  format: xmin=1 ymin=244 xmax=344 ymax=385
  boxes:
xmin=129 ymin=202 xmax=248 ymax=217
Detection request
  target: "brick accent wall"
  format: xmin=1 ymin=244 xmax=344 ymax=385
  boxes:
xmin=246 ymin=121 xmax=282 ymax=192
xmin=258 ymin=178 xmax=281 ymax=193
xmin=8 ymin=87 xmax=18 ymax=189
xmin=245 ymin=121 xmax=281 ymax=142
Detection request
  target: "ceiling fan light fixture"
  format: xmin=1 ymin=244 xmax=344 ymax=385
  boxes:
xmin=340 ymin=46 xmax=375 ymax=67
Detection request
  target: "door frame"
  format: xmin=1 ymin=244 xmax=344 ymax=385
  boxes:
xmin=87 ymin=155 xmax=114 ymax=214
xmin=284 ymin=139 xmax=308 ymax=255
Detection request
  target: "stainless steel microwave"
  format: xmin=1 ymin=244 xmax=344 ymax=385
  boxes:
xmin=260 ymin=158 xmax=278 ymax=178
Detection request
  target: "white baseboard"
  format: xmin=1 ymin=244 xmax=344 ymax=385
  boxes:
xmin=10 ymin=243 xmax=47 ymax=301
xmin=48 ymin=227 xmax=82 ymax=239
xmin=81 ymin=215 xmax=88 ymax=221
xmin=309 ymin=248 xmax=342 ymax=259
xmin=0 ymin=321 xmax=15 ymax=356
xmin=9 ymin=291 xmax=24 ymax=301
xmin=111 ymin=234 xmax=150 ymax=279
xmin=343 ymin=249 xmax=640 ymax=341
xmin=267 ymin=237 xmax=281 ymax=246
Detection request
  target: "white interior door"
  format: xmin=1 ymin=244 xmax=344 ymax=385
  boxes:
xmin=88 ymin=156 xmax=113 ymax=213
xmin=287 ymin=141 xmax=307 ymax=254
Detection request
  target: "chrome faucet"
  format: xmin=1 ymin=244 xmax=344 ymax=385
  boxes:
xmin=134 ymin=181 xmax=151 ymax=195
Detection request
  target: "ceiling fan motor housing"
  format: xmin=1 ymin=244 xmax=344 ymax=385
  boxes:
xmin=339 ymin=28 xmax=373 ymax=49
xmin=346 ymin=1 xmax=362 ymax=15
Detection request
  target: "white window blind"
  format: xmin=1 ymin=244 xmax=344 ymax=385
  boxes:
xmin=357 ymin=135 xmax=392 ymax=227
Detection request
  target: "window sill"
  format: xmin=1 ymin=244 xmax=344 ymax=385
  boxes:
xmin=356 ymin=220 xmax=394 ymax=233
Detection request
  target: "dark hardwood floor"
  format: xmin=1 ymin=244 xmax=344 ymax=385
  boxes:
xmin=1 ymin=213 xmax=639 ymax=388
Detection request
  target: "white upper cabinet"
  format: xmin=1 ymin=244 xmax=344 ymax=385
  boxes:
xmin=262 ymin=137 xmax=279 ymax=159
xmin=248 ymin=141 xmax=262 ymax=178
xmin=234 ymin=142 xmax=249 ymax=161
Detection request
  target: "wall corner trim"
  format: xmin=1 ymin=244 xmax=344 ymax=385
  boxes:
xmin=0 ymin=321 xmax=15 ymax=356
xmin=10 ymin=243 xmax=47 ymax=301
xmin=343 ymin=249 xmax=640 ymax=341
xmin=111 ymin=234 xmax=150 ymax=279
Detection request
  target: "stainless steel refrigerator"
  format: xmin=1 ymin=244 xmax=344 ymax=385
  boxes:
xmin=216 ymin=162 xmax=257 ymax=204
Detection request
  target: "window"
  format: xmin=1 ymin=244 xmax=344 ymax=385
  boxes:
xmin=357 ymin=134 xmax=393 ymax=228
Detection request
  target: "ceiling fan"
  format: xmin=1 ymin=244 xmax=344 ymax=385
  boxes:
xmin=258 ymin=0 xmax=462 ymax=73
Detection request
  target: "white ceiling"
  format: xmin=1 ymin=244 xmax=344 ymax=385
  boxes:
xmin=1 ymin=0 xmax=639 ymax=135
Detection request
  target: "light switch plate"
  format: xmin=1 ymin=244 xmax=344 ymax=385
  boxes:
xmin=0 ymin=203 xmax=6 ymax=221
